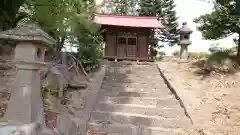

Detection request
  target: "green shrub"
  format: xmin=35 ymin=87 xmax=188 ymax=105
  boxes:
xmin=150 ymin=48 xmax=158 ymax=57
xmin=41 ymin=87 xmax=59 ymax=110
xmin=188 ymin=52 xmax=209 ymax=60
xmin=154 ymin=51 xmax=166 ymax=61
xmin=199 ymin=51 xmax=239 ymax=74
xmin=172 ymin=51 xmax=209 ymax=60
xmin=209 ymin=46 xmax=236 ymax=54
xmin=172 ymin=51 xmax=179 ymax=56
xmin=158 ymin=51 xmax=166 ymax=57
xmin=75 ymin=22 xmax=104 ymax=73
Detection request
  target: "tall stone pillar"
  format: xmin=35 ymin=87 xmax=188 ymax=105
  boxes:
xmin=0 ymin=24 xmax=56 ymax=129
xmin=178 ymin=22 xmax=193 ymax=62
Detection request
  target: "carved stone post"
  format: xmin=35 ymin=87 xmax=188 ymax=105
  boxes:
xmin=179 ymin=22 xmax=193 ymax=62
xmin=0 ymin=24 xmax=56 ymax=129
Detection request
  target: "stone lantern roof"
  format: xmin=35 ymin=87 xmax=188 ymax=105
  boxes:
xmin=0 ymin=24 xmax=56 ymax=46
xmin=179 ymin=22 xmax=193 ymax=34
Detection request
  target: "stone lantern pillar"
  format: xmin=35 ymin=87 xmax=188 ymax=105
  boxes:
xmin=0 ymin=24 xmax=56 ymax=129
xmin=178 ymin=22 xmax=193 ymax=62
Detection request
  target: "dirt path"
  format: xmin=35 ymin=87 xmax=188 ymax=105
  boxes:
xmin=87 ymin=61 xmax=199 ymax=135
xmin=158 ymin=61 xmax=240 ymax=134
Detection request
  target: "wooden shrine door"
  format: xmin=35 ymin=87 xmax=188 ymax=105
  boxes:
xmin=117 ymin=35 xmax=137 ymax=58
xmin=126 ymin=37 xmax=137 ymax=58
xmin=117 ymin=37 xmax=127 ymax=57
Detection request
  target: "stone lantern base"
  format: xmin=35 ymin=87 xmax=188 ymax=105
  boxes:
xmin=179 ymin=44 xmax=189 ymax=62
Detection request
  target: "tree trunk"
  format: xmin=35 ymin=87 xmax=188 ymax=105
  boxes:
xmin=56 ymin=36 xmax=66 ymax=52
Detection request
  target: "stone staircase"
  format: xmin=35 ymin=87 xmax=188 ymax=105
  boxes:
xmin=87 ymin=62 xmax=199 ymax=135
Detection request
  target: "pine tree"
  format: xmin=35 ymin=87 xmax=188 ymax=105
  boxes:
xmin=138 ymin=0 xmax=161 ymax=57
xmin=195 ymin=0 xmax=240 ymax=56
xmin=160 ymin=0 xmax=179 ymax=45
xmin=138 ymin=0 xmax=157 ymax=16
xmin=100 ymin=0 xmax=138 ymax=15
xmin=0 ymin=0 xmax=26 ymax=31
xmin=138 ymin=0 xmax=179 ymax=46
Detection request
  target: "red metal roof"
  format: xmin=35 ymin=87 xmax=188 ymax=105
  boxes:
xmin=93 ymin=13 xmax=163 ymax=28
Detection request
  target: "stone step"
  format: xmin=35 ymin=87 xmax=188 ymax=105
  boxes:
xmin=95 ymin=103 xmax=186 ymax=118
xmin=107 ymin=66 xmax=157 ymax=69
xmin=99 ymin=89 xmax=171 ymax=97
xmin=98 ymin=91 xmax=173 ymax=98
xmin=104 ymin=75 xmax=161 ymax=80
xmin=98 ymin=96 xmax=175 ymax=106
xmin=105 ymin=69 xmax=160 ymax=73
xmin=89 ymin=111 xmax=192 ymax=128
xmin=101 ymin=83 xmax=169 ymax=92
xmin=102 ymin=79 xmax=165 ymax=84
xmin=105 ymin=71 xmax=160 ymax=75
xmin=101 ymin=82 xmax=168 ymax=89
xmin=98 ymin=97 xmax=181 ymax=108
xmin=88 ymin=122 xmax=197 ymax=135
xmin=103 ymin=74 xmax=163 ymax=79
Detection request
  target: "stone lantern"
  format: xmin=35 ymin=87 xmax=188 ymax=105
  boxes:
xmin=0 ymin=24 xmax=56 ymax=129
xmin=178 ymin=22 xmax=193 ymax=62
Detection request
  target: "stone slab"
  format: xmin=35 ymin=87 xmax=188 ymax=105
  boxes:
xmin=88 ymin=62 xmax=194 ymax=134
xmin=0 ymin=123 xmax=55 ymax=135
xmin=100 ymin=83 xmax=170 ymax=93
xmin=98 ymin=91 xmax=173 ymax=98
xmin=97 ymin=96 xmax=175 ymax=106
xmin=90 ymin=111 xmax=192 ymax=128
xmin=157 ymin=63 xmax=200 ymax=123
xmin=88 ymin=122 xmax=198 ymax=135
xmin=94 ymin=103 xmax=186 ymax=118
xmin=98 ymin=98 xmax=181 ymax=108
xmin=73 ymin=64 xmax=108 ymax=135
xmin=56 ymin=114 xmax=78 ymax=135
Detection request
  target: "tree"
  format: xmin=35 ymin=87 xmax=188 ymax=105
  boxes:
xmin=0 ymin=0 xmax=27 ymax=56
xmin=69 ymin=1 xmax=104 ymax=72
xmin=137 ymin=0 xmax=159 ymax=57
xmin=194 ymin=0 xmax=240 ymax=56
xmin=100 ymin=0 xmax=138 ymax=15
xmin=138 ymin=0 xmax=179 ymax=45
xmin=138 ymin=0 xmax=158 ymax=16
xmin=233 ymin=0 xmax=240 ymax=15
xmin=0 ymin=0 xmax=26 ymax=31
xmin=23 ymin=0 xmax=73 ymax=51
xmin=160 ymin=0 xmax=179 ymax=45
xmin=138 ymin=0 xmax=179 ymax=58
xmin=18 ymin=0 xmax=103 ymax=71
xmin=74 ymin=20 xmax=103 ymax=72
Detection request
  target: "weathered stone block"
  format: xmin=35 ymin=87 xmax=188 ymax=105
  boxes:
xmin=56 ymin=115 xmax=78 ymax=135
xmin=0 ymin=123 xmax=43 ymax=135
xmin=0 ymin=24 xmax=56 ymax=128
